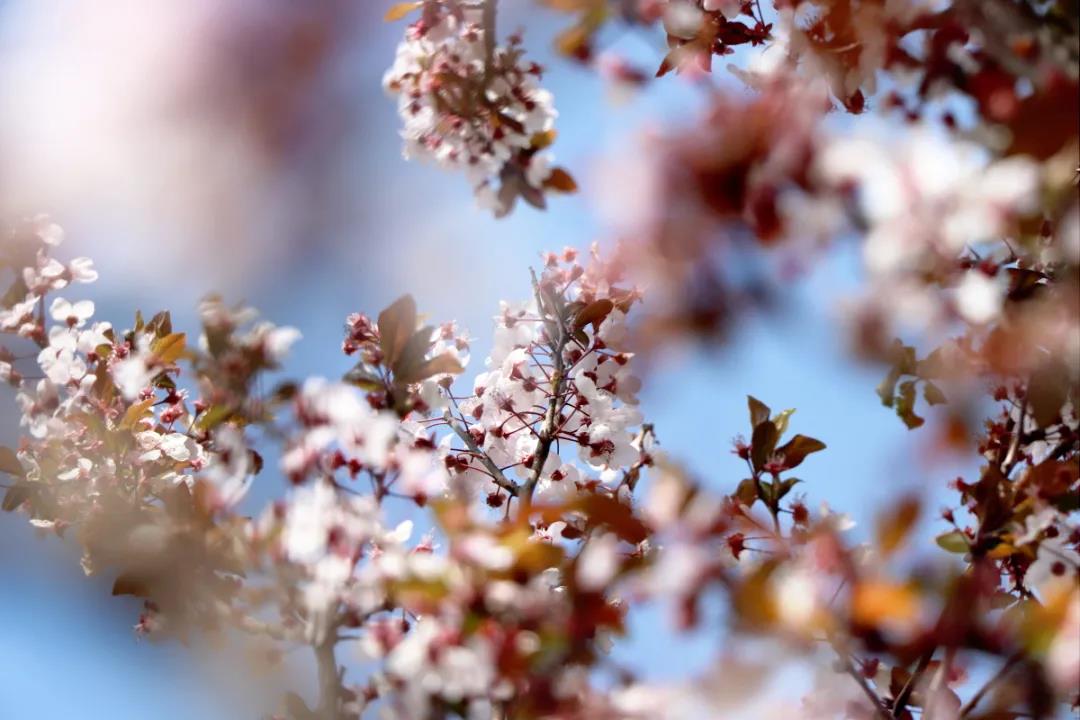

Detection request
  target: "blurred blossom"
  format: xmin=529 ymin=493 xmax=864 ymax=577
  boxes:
xmin=0 ymin=0 xmax=363 ymax=290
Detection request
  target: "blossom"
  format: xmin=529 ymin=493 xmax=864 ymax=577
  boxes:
xmin=383 ymin=1 xmax=564 ymax=216
xmin=49 ymin=297 xmax=94 ymax=327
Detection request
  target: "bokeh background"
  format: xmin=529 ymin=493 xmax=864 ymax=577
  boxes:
xmin=0 ymin=1 xmax=972 ymax=717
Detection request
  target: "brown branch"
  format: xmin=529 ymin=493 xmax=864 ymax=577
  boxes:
xmin=521 ymin=269 xmax=569 ymax=507
xmin=444 ymin=410 xmax=519 ymax=497
xmin=482 ymin=0 xmax=497 ymax=83
xmin=892 ymin=647 xmax=935 ymax=718
xmin=841 ymin=658 xmax=893 ymax=720
xmin=315 ymin=634 xmax=340 ymax=720
xmin=959 ymin=652 xmax=1024 ymax=718
xmin=829 ymin=635 xmax=892 ymax=720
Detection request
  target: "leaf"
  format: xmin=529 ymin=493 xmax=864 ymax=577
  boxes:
xmin=774 ymin=477 xmax=802 ymax=503
xmin=923 ymin=381 xmax=947 ymax=406
xmin=0 ymin=446 xmax=24 ymax=476
xmin=145 ymin=310 xmax=172 ymax=337
xmin=935 ymin=530 xmax=970 ymax=554
xmin=151 ymin=332 xmax=187 ymax=364
xmin=544 ymin=168 xmax=578 ymax=193
xmin=771 ymin=408 xmax=796 ymax=438
xmin=876 ymin=496 xmax=921 ymax=556
xmin=378 ymin=295 xmax=417 ymax=368
xmin=877 ymin=369 xmax=900 ymax=407
xmin=555 ymin=24 xmax=591 ymax=57
xmin=2 ymin=482 xmax=31 ymax=511
xmin=111 ymin=573 xmax=151 ymax=598
xmin=395 ymin=352 xmax=465 ymax=385
xmin=775 ymin=434 xmax=826 ymax=469
xmin=896 ymin=380 xmax=924 ymax=429
xmin=851 ymin=581 xmax=919 ymax=626
xmin=578 ymin=494 xmax=648 ymax=544
xmin=343 ymin=365 xmax=384 ymax=391
xmin=734 ymin=478 xmax=758 ymax=507
xmin=383 ymin=1 xmax=422 ymax=21
xmin=120 ymin=398 xmax=156 ymax=430
xmin=747 ymin=396 xmax=771 ymax=428
xmin=573 ymin=299 xmax=613 ymax=330
xmin=531 ymin=129 xmax=557 ymax=149
xmin=194 ymin=405 xmax=232 ymax=432
xmin=750 ymin=421 xmax=778 ymax=472
xmin=1028 ymin=361 xmax=1069 ymax=428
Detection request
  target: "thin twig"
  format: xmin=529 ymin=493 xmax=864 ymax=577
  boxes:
xmin=892 ymin=647 xmax=935 ymax=718
xmin=959 ymin=652 xmax=1023 ymax=717
xmin=444 ymin=410 xmax=519 ymax=497
xmin=482 ymin=0 xmax=497 ymax=83
xmin=522 ymin=269 xmax=569 ymax=506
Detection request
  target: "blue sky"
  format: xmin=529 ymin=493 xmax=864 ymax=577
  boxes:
xmin=0 ymin=5 xmax=979 ymax=718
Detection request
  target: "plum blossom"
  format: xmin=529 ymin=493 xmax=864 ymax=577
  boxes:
xmin=383 ymin=1 xmax=564 ymax=216
xmin=49 ymin=297 xmax=94 ymax=327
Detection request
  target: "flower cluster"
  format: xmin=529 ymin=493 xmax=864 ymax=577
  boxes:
xmin=383 ymin=0 xmax=576 ymax=217
xmin=1 ymin=219 xmax=1077 ymax=718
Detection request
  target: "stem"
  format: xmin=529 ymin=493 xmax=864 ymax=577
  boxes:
xmin=482 ymin=0 xmax=497 ymax=83
xmin=892 ymin=647 xmax=934 ymax=718
xmin=315 ymin=635 xmax=341 ymax=720
xmin=829 ymin=634 xmax=891 ymax=720
xmin=444 ymin=410 xmax=520 ymax=497
xmin=959 ymin=652 xmax=1023 ymax=718
xmin=522 ymin=269 xmax=569 ymax=507
xmin=842 ymin=659 xmax=893 ymax=720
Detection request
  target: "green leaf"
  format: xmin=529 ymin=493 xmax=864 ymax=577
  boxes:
xmin=935 ymin=530 xmax=970 ymax=554
xmin=771 ymin=408 xmax=796 ymax=438
xmin=195 ymin=405 xmax=233 ymax=432
xmin=343 ymin=365 xmax=384 ymax=391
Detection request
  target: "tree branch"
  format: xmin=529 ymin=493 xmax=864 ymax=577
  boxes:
xmin=522 ymin=269 xmax=569 ymax=506
xmin=892 ymin=647 xmax=935 ymax=717
xmin=959 ymin=652 xmax=1023 ymax=717
xmin=315 ymin=634 xmax=341 ymax=720
xmin=482 ymin=0 xmax=497 ymax=83
xmin=444 ymin=410 xmax=520 ymax=497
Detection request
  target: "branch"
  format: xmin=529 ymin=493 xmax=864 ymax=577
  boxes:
xmin=829 ymin=634 xmax=892 ymax=720
xmin=482 ymin=0 xmax=497 ymax=83
xmin=892 ymin=647 xmax=934 ymax=718
xmin=315 ymin=634 xmax=341 ymax=720
xmin=959 ymin=652 xmax=1023 ymax=718
xmin=522 ymin=269 xmax=570 ymax=506
xmin=842 ymin=660 xmax=893 ymax=720
xmin=444 ymin=410 xmax=519 ymax=497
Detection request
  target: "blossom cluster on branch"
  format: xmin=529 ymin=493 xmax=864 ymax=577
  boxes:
xmin=1 ymin=207 xmax=1077 ymax=718
xmin=0 ymin=0 xmax=1076 ymax=719
xmin=383 ymin=0 xmax=577 ymax=217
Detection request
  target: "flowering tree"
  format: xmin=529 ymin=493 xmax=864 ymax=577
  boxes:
xmin=1 ymin=1 xmax=1078 ymax=719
